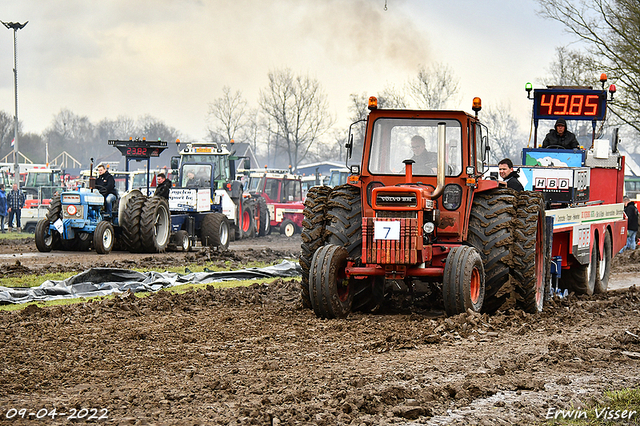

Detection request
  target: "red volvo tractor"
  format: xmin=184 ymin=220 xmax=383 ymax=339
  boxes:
xmin=301 ymin=83 xmax=626 ymax=318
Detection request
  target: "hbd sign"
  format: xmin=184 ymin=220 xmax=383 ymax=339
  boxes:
xmin=534 ymin=176 xmax=570 ymax=191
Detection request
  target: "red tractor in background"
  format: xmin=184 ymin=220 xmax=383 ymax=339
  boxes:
xmin=243 ymin=168 xmax=305 ymax=237
xmin=300 ymin=80 xmax=626 ymax=318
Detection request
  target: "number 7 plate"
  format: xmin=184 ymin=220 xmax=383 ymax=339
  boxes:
xmin=373 ymin=220 xmax=400 ymax=240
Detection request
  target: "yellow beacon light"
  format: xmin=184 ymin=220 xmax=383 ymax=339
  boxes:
xmin=368 ymin=96 xmax=378 ymax=110
xmin=472 ymin=97 xmax=482 ymax=112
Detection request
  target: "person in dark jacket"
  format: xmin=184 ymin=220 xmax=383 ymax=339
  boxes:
xmin=498 ymin=158 xmax=524 ymax=191
xmin=7 ymin=183 xmax=26 ymax=232
xmin=95 ymin=164 xmax=118 ymax=216
xmin=620 ymin=196 xmax=638 ymax=253
xmin=542 ymin=118 xmax=580 ymax=149
xmin=409 ymin=135 xmax=437 ymax=174
xmin=0 ymin=184 xmax=7 ymax=233
xmin=153 ymin=173 xmax=171 ymax=199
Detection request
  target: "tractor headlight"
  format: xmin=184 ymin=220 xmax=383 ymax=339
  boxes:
xmin=442 ymin=184 xmax=463 ymax=211
xmin=423 ymin=222 xmax=435 ymax=234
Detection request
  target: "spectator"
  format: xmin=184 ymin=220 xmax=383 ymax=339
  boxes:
xmin=498 ymin=158 xmax=524 ymax=191
xmin=154 ymin=173 xmax=172 ymax=199
xmin=7 ymin=183 xmax=26 ymax=232
xmin=620 ymin=196 xmax=638 ymax=253
xmin=0 ymin=184 xmax=7 ymax=233
xmin=95 ymin=164 xmax=118 ymax=217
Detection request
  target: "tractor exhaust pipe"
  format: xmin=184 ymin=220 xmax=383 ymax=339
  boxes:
xmin=430 ymin=122 xmax=446 ymax=199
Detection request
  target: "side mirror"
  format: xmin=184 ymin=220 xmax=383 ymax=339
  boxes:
xmin=170 ymin=156 xmax=179 ymax=170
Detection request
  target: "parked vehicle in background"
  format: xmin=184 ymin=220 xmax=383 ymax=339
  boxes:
xmin=243 ymin=168 xmax=305 ymax=237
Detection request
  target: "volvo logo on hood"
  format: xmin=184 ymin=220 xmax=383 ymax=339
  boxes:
xmin=376 ymin=193 xmax=417 ymax=206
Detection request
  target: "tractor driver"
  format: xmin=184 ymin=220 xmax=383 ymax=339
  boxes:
xmin=95 ymin=164 xmax=118 ymax=217
xmin=542 ymin=118 xmax=580 ymax=149
xmin=410 ymin=135 xmax=437 ymax=174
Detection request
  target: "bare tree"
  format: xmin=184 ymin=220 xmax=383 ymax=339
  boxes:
xmin=538 ymin=0 xmax=640 ymax=135
xmin=43 ymin=109 xmax=96 ymax=165
xmin=540 ymin=46 xmax=597 ymax=87
xmin=407 ymin=62 xmax=460 ymax=109
xmin=259 ymin=68 xmax=334 ymax=171
xmin=482 ymin=102 xmax=528 ymax=164
xmin=207 ymin=86 xmax=248 ymax=144
xmin=0 ymin=110 xmax=15 ymax=156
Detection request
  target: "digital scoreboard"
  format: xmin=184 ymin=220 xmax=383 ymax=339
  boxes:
xmin=533 ymin=89 xmax=607 ymax=121
xmin=108 ymin=139 xmax=168 ymax=158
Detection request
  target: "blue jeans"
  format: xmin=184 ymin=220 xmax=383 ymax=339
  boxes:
xmin=8 ymin=209 xmax=21 ymax=228
xmin=620 ymin=230 xmax=638 ymax=253
xmin=105 ymin=194 xmax=116 ymax=215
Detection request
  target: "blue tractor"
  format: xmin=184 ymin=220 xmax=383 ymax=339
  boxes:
xmin=34 ymin=139 xmax=172 ymax=254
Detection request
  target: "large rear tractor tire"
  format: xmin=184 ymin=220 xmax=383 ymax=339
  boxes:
xmin=93 ymin=221 xmax=115 ymax=254
xmin=120 ymin=193 xmax=146 ymax=252
xmin=240 ymin=201 xmax=255 ymax=239
xmin=323 ymin=184 xmax=376 ymax=313
xmin=300 ymin=185 xmax=331 ymax=309
xmin=310 ymin=244 xmax=353 ymax=319
xmin=35 ymin=219 xmax=56 ymax=252
xmin=257 ymin=196 xmax=270 ymax=237
xmin=443 ymin=245 xmax=485 ymax=315
xmin=467 ymin=188 xmax=517 ymax=313
xmin=139 ymin=197 xmax=171 ymax=253
xmin=201 ymin=213 xmax=230 ymax=250
xmin=46 ymin=194 xmax=62 ymax=221
xmin=512 ymin=192 xmax=548 ymax=313
xmin=561 ymin=241 xmax=598 ymax=295
xmin=594 ymin=231 xmax=612 ymax=293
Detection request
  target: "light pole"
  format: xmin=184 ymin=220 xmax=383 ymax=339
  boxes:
xmin=2 ymin=20 xmax=28 ymax=186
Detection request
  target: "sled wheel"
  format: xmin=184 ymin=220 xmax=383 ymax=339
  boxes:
xmin=594 ymin=231 xmax=612 ymax=293
xmin=310 ymin=244 xmax=352 ymax=319
xmin=280 ymin=219 xmax=297 ymax=237
xmin=201 ymin=213 xmax=230 ymax=250
xmin=443 ymin=245 xmax=485 ymax=315
xmin=35 ymin=218 xmax=55 ymax=252
xmin=93 ymin=221 xmax=115 ymax=254
xmin=174 ymin=230 xmax=191 ymax=252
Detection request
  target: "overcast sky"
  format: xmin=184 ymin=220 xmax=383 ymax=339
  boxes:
xmin=1 ymin=0 xmax=573 ymax=142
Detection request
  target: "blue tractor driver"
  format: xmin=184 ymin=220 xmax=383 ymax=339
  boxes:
xmin=95 ymin=164 xmax=118 ymax=217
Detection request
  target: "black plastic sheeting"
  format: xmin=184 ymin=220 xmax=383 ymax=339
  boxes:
xmin=0 ymin=260 xmax=301 ymax=305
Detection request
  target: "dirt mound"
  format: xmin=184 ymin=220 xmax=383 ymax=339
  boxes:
xmin=612 ymin=248 xmax=640 ymax=273
xmin=1 ymin=279 xmax=639 ymax=425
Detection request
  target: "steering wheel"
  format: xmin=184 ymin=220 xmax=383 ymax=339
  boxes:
xmin=544 ymin=144 xmax=567 ymax=149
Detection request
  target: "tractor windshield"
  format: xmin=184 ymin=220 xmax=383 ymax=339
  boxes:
xmin=368 ymin=118 xmax=462 ymax=176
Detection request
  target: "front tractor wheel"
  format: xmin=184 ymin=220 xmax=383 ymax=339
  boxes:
xmin=280 ymin=219 xmax=297 ymax=237
xmin=443 ymin=245 xmax=485 ymax=315
xmin=93 ymin=221 xmax=115 ymax=254
xmin=309 ymin=244 xmax=353 ymax=319
xmin=35 ymin=219 xmax=56 ymax=252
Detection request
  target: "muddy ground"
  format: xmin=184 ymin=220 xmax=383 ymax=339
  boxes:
xmin=1 ymin=235 xmax=640 ymax=425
